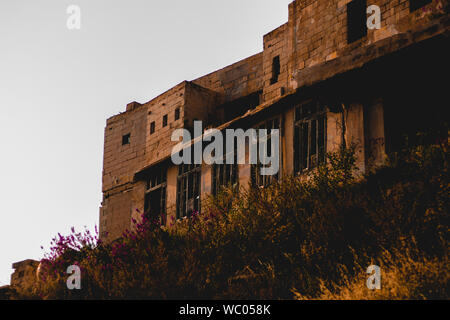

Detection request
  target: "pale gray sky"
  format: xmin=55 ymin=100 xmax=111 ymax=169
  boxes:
xmin=0 ymin=0 xmax=292 ymax=285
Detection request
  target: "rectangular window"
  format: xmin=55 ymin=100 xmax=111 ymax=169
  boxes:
xmin=150 ymin=121 xmax=155 ymax=134
xmin=212 ymin=145 xmax=238 ymax=196
xmin=270 ymin=56 xmax=280 ymax=85
xmin=144 ymin=169 xmax=167 ymax=225
xmin=409 ymin=0 xmax=432 ymax=12
xmin=122 ymin=133 xmax=130 ymax=145
xmin=163 ymin=114 xmax=168 ymax=127
xmin=294 ymin=101 xmax=326 ymax=174
xmin=251 ymin=117 xmax=281 ymax=187
xmin=175 ymin=108 xmax=180 ymax=121
xmin=176 ymin=161 xmax=201 ymax=219
xmin=347 ymin=0 xmax=367 ymax=43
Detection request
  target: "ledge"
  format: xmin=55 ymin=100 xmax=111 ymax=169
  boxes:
xmin=294 ymin=14 xmax=450 ymax=90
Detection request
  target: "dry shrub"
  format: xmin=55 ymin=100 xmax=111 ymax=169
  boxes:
xmin=294 ymin=241 xmax=449 ymax=300
xmin=20 ymin=142 xmax=449 ymax=300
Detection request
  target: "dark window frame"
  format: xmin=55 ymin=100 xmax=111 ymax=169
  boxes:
xmin=270 ymin=56 xmax=281 ymax=85
xmin=176 ymin=158 xmax=202 ymax=219
xmin=175 ymin=108 xmax=180 ymax=121
xmin=347 ymin=0 xmax=368 ymax=44
xmin=150 ymin=121 xmax=156 ymax=134
xmin=212 ymin=144 xmax=239 ymax=196
xmin=294 ymin=100 xmax=327 ymax=174
xmin=163 ymin=114 xmax=168 ymax=127
xmin=144 ymin=169 xmax=167 ymax=225
xmin=251 ymin=117 xmax=282 ymax=188
xmin=122 ymin=133 xmax=131 ymax=145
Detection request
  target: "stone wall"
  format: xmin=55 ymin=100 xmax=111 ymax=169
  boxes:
xmin=100 ymin=0 xmax=449 ymax=242
xmin=10 ymin=260 xmax=39 ymax=293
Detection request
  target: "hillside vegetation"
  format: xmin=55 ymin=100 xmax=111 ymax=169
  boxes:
xmin=16 ymin=142 xmax=449 ymax=300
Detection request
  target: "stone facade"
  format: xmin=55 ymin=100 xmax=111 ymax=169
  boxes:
xmin=10 ymin=260 xmax=39 ymax=292
xmin=100 ymin=0 xmax=449 ymax=241
xmin=0 ymin=259 xmax=40 ymax=299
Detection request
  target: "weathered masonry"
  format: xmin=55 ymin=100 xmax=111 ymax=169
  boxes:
xmin=100 ymin=0 xmax=449 ymax=241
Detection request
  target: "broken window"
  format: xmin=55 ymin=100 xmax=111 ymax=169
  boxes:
xmin=144 ymin=169 xmax=167 ymax=225
xmin=163 ymin=114 xmax=168 ymax=127
xmin=212 ymin=144 xmax=238 ymax=196
xmin=251 ymin=117 xmax=281 ymax=187
xmin=122 ymin=133 xmax=131 ymax=145
xmin=347 ymin=0 xmax=367 ymax=43
xmin=150 ymin=121 xmax=155 ymax=134
xmin=294 ymin=100 xmax=326 ymax=174
xmin=270 ymin=56 xmax=281 ymax=85
xmin=409 ymin=0 xmax=432 ymax=12
xmin=175 ymin=108 xmax=180 ymax=121
xmin=176 ymin=161 xmax=201 ymax=219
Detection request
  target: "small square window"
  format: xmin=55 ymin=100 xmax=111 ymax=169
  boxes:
xmin=163 ymin=114 xmax=168 ymax=127
xmin=409 ymin=0 xmax=432 ymax=12
xmin=175 ymin=108 xmax=180 ymax=121
xmin=150 ymin=122 xmax=156 ymax=134
xmin=122 ymin=133 xmax=131 ymax=145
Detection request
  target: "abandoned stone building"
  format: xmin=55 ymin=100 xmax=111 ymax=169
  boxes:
xmin=100 ymin=0 xmax=449 ymax=241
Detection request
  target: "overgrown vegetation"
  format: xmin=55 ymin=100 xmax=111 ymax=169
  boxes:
xmin=16 ymin=141 xmax=449 ymax=300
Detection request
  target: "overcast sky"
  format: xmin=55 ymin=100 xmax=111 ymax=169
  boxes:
xmin=0 ymin=0 xmax=292 ymax=285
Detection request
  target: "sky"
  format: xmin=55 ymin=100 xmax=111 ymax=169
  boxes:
xmin=0 ymin=0 xmax=293 ymax=286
